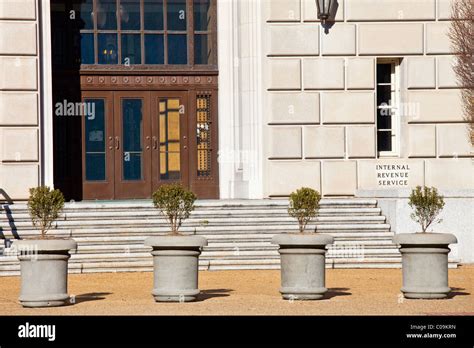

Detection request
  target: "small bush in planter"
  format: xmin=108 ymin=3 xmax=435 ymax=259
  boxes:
xmin=147 ymin=184 xmax=206 ymax=302
xmin=152 ymin=184 xmax=197 ymax=235
xmin=408 ymin=185 xmax=445 ymax=233
xmin=394 ymin=186 xmax=457 ymax=299
xmin=272 ymin=187 xmax=333 ymax=301
xmin=27 ymin=186 xmax=65 ymax=238
xmin=288 ymin=187 xmax=321 ymax=233
xmin=15 ymin=186 xmax=76 ymax=307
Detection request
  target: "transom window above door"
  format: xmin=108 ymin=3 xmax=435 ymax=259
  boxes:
xmin=77 ymin=0 xmax=216 ymax=67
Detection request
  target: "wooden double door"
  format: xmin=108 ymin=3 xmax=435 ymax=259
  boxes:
xmin=82 ymin=91 xmax=191 ymax=200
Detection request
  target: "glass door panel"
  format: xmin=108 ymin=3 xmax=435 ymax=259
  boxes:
xmin=151 ymin=92 xmax=189 ymax=192
xmin=159 ymin=99 xmax=181 ymax=180
xmin=114 ymin=92 xmax=152 ymax=199
xmin=82 ymin=92 xmax=114 ymax=200
xmin=122 ymin=99 xmax=143 ymax=181
xmin=85 ymin=99 xmax=106 ymax=181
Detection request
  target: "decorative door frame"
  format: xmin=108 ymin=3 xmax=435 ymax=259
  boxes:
xmin=81 ymin=74 xmax=219 ymax=199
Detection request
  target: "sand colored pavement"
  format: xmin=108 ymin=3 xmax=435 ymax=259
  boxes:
xmin=0 ymin=267 xmax=473 ymax=315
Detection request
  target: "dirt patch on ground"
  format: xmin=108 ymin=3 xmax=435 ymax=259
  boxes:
xmin=0 ymin=266 xmax=473 ymax=315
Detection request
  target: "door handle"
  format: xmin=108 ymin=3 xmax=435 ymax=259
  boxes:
xmin=146 ymin=136 xmax=151 ymax=150
xmin=152 ymin=136 xmax=158 ymax=150
xmin=115 ymin=137 xmax=120 ymax=150
xmin=108 ymin=136 xmax=113 ymax=150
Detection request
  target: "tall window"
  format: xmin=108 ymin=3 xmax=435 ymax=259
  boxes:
xmin=376 ymin=60 xmax=400 ymax=156
xmin=75 ymin=0 xmax=216 ymax=66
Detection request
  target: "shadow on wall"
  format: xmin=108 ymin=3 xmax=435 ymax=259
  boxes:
xmin=0 ymin=191 xmax=20 ymax=248
xmin=0 ymin=189 xmax=13 ymax=205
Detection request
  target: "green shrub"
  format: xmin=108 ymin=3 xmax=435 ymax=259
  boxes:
xmin=409 ymin=186 xmax=445 ymax=233
xmin=152 ymin=184 xmax=197 ymax=235
xmin=27 ymin=186 xmax=65 ymax=238
xmin=288 ymin=187 xmax=321 ymax=233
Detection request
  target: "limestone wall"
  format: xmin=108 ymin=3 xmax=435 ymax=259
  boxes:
xmin=262 ymin=0 xmax=474 ymax=197
xmin=0 ymin=0 xmax=40 ymax=200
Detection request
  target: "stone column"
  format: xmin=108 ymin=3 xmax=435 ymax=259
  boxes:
xmin=218 ymin=0 xmax=263 ymax=199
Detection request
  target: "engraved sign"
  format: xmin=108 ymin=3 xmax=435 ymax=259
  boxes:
xmin=376 ymin=164 xmax=410 ymax=187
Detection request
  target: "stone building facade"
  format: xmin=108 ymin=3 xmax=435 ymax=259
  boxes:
xmin=263 ymin=0 xmax=473 ymax=197
xmin=0 ymin=0 xmax=472 ymax=262
xmin=0 ymin=0 xmax=51 ymax=200
xmin=0 ymin=0 xmax=472 ymax=200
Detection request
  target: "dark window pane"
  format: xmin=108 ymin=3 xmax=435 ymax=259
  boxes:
xmin=98 ymin=33 xmax=118 ymax=64
xmin=73 ymin=0 xmax=94 ymax=30
xmin=168 ymin=34 xmax=187 ymax=64
xmin=194 ymin=34 xmax=210 ymax=64
xmin=378 ymin=131 xmax=392 ymax=152
xmin=377 ymin=64 xmax=391 ymax=84
xmin=122 ymin=99 xmax=143 ymax=181
xmin=144 ymin=0 xmax=164 ymax=30
xmin=85 ymin=99 xmax=106 ymax=181
xmin=80 ymin=33 xmax=94 ymax=64
xmin=124 ymin=153 xmax=143 ymax=181
xmin=194 ymin=0 xmax=211 ymax=31
xmin=377 ymin=109 xmax=392 ymax=130
xmin=167 ymin=0 xmax=187 ymax=30
xmin=123 ymin=99 xmax=143 ymax=152
xmin=377 ymin=85 xmax=392 ymax=106
xmin=121 ymin=34 xmax=141 ymax=64
xmin=85 ymin=99 xmax=105 ymax=152
xmin=120 ymin=0 xmax=141 ymax=30
xmin=96 ymin=0 xmax=117 ymax=30
xmin=86 ymin=154 xmax=106 ymax=181
xmin=145 ymin=34 xmax=164 ymax=64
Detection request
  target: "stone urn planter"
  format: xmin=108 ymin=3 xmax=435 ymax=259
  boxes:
xmin=145 ymin=235 xmax=207 ymax=302
xmin=147 ymin=184 xmax=207 ymax=302
xmin=15 ymin=186 xmax=75 ymax=308
xmin=14 ymin=239 xmax=77 ymax=307
xmin=393 ymin=233 xmax=457 ymax=299
xmin=394 ymin=186 xmax=457 ymax=299
xmin=272 ymin=234 xmax=334 ymax=300
xmin=272 ymin=187 xmax=334 ymax=300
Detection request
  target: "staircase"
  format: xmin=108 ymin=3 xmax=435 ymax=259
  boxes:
xmin=0 ymin=199 xmax=457 ymax=276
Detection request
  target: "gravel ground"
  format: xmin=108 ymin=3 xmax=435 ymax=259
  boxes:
xmin=0 ymin=267 xmax=473 ymax=315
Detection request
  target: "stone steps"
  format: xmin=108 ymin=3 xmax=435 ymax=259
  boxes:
xmin=0 ymin=199 xmax=459 ymax=276
xmin=0 ymin=216 xmax=388 ymax=229
xmin=0 ymin=224 xmax=393 ymax=235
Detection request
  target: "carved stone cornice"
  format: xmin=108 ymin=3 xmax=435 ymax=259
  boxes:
xmin=80 ymin=75 xmax=218 ymax=90
xmin=79 ymin=65 xmax=218 ymax=74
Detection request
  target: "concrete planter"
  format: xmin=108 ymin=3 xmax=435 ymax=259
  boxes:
xmin=13 ymin=239 xmax=77 ymax=308
xmin=393 ymin=233 xmax=458 ymax=299
xmin=272 ymin=234 xmax=334 ymax=300
xmin=145 ymin=235 xmax=207 ymax=302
